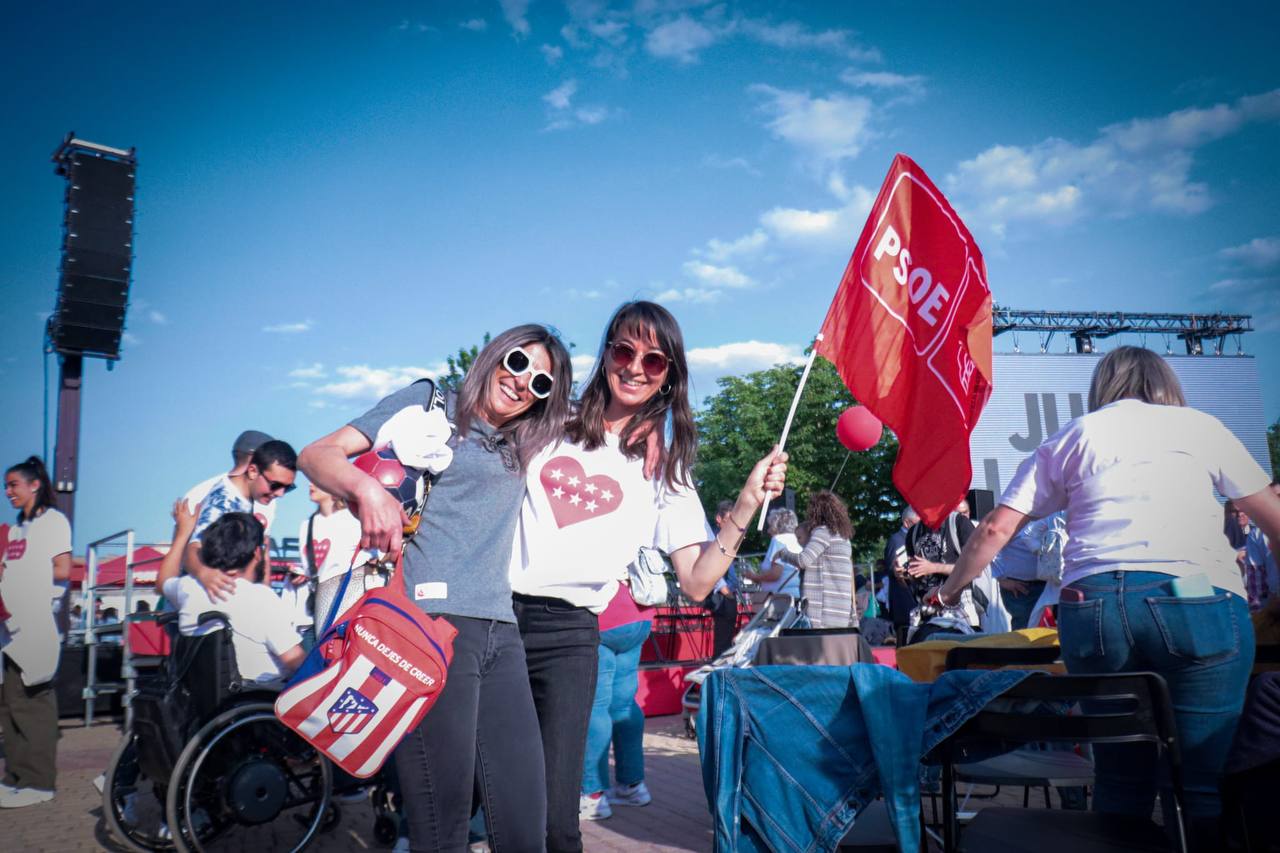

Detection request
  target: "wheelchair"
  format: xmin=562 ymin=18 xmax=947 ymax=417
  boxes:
xmin=102 ymin=611 xmax=400 ymax=853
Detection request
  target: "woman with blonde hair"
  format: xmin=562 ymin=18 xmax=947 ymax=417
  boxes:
xmin=936 ymin=346 xmax=1280 ymax=849
xmin=776 ymin=491 xmax=856 ymax=628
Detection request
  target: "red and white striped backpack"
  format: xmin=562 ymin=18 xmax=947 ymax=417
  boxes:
xmin=274 ymin=553 xmax=456 ymax=778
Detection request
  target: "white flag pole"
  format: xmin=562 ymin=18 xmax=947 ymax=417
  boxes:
xmin=757 ymin=333 xmax=824 ymax=531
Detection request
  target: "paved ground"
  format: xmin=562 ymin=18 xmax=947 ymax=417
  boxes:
xmin=3 ymin=714 xmax=1051 ymax=852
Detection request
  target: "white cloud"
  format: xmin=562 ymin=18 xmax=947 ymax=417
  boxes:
xmin=396 ymin=19 xmax=434 ymax=33
xmin=147 ymin=309 xmax=167 ymax=325
xmin=1220 ymin=236 xmax=1280 ymax=269
xmin=586 ymin=19 xmax=628 ymax=46
xmin=459 ymin=18 xmax=488 ymax=32
xmin=498 ymin=0 xmax=531 ymax=37
xmin=702 ymin=153 xmax=760 ymax=176
xmin=122 ymin=332 xmax=140 ymax=346
xmin=540 ymin=43 xmax=563 ymax=64
xmin=947 ymin=89 xmax=1280 ymax=236
xmin=571 ymin=354 xmax=597 ymax=384
xmin=759 ymin=185 xmax=876 ymax=246
xmin=655 ymin=287 xmax=722 ymax=304
xmin=749 ymin=84 xmax=874 ymax=170
xmin=543 ymin=79 xmax=578 ymax=110
xmin=684 ymin=339 xmax=807 ymax=403
xmin=645 ymin=15 xmax=717 ymax=63
xmin=682 ymin=260 xmax=752 ymax=289
xmin=700 ymin=229 xmax=767 ymax=263
xmin=840 ymin=69 xmax=925 ymax=93
xmin=542 ymin=79 xmax=611 ymax=131
xmin=736 ymin=19 xmax=879 ymax=62
xmin=686 ymin=340 xmax=806 ymax=371
xmin=289 ymin=363 xmax=326 ymax=379
xmin=315 ymin=363 xmax=448 ymax=400
xmin=1203 ymin=276 xmax=1280 ymax=332
xmin=262 ymin=319 xmax=313 ymax=334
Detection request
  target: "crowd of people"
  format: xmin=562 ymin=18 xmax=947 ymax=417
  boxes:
xmin=1 ymin=313 xmax=1277 ymax=853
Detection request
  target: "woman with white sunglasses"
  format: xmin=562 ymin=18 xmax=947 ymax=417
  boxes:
xmin=300 ymin=324 xmax=572 ymax=852
xmin=509 ymin=301 xmax=788 ymax=852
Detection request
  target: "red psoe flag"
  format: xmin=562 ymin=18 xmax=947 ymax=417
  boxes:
xmin=817 ymin=154 xmax=993 ymax=529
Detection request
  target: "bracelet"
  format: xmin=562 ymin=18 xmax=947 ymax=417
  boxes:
xmin=715 ymin=533 xmax=738 ymax=558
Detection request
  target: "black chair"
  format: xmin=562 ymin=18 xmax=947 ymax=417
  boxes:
xmin=934 ymin=671 xmax=1188 ymax=853
xmin=944 ymin=645 xmax=1093 ymax=809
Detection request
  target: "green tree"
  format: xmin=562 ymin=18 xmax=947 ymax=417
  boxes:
xmin=694 ymin=359 xmax=901 ymax=560
xmin=1269 ymin=417 xmax=1279 ymax=479
xmin=439 ymin=333 xmax=491 ymax=391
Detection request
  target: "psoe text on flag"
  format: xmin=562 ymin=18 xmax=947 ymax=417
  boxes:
xmin=817 ymin=153 xmax=993 ymax=528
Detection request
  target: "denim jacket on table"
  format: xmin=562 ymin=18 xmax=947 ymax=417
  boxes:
xmin=698 ymin=663 xmax=1030 ymax=852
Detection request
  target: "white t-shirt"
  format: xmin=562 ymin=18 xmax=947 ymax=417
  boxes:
xmin=1001 ymin=399 xmax=1271 ymax=596
xmin=297 ymin=509 xmax=364 ymax=585
xmin=1 ymin=508 xmax=72 ymax=683
xmin=510 ymin=435 xmax=713 ymax=613
xmin=185 ymin=473 xmax=277 ymax=537
xmin=161 ymin=575 xmax=301 ymax=683
xmin=760 ymin=533 xmax=802 ymax=596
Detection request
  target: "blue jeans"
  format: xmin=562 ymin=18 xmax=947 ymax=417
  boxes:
xmin=582 ymin=621 xmax=651 ymax=794
xmin=999 ymin=579 xmax=1046 ymax=630
xmin=699 ymin=663 xmax=1030 ymax=852
xmin=1057 ymin=571 xmax=1254 ymax=827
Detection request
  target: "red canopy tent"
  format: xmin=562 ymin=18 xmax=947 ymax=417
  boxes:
xmin=70 ymin=545 xmax=170 ymax=587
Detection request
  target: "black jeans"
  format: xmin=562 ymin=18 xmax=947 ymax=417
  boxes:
xmin=514 ymin=594 xmax=601 ymax=853
xmin=394 ymin=616 xmax=546 ymax=853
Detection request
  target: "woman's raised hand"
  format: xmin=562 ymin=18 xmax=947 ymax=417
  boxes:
xmin=742 ymin=446 xmax=788 ymax=509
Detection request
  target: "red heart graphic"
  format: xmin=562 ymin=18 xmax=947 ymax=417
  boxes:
xmin=311 ymin=538 xmax=331 ymax=566
xmin=5 ymin=540 xmax=27 ymax=561
xmin=540 ymin=456 xmax=623 ymax=529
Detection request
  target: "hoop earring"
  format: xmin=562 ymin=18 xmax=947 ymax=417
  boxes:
xmin=660 ymin=383 xmax=672 ymax=395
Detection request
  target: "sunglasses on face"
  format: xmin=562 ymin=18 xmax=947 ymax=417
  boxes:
xmin=502 ymin=346 xmax=555 ymax=400
xmin=266 ymin=479 xmax=296 ymax=495
xmin=607 ymin=340 xmax=669 ymax=379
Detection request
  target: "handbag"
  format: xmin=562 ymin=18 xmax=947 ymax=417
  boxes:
xmin=274 ymin=553 xmax=457 ymax=778
xmin=627 ymin=546 xmax=670 ymax=606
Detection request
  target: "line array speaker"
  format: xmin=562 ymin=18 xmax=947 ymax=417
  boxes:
xmin=50 ymin=152 xmax=135 ymax=358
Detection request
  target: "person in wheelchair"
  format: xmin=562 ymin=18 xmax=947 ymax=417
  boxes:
xmin=155 ymin=505 xmax=303 ymax=684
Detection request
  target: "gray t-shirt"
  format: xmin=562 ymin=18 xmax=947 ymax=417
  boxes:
xmin=348 ymin=380 xmax=526 ymax=623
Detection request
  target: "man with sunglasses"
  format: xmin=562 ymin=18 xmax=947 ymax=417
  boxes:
xmin=186 ymin=439 xmax=298 ymax=599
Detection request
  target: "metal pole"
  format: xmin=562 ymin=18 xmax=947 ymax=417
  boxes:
xmin=122 ymin=530 xmax=135 ymax=732
xmin=52 ymin=353 xmax=83 ymax=525
xmin=83 ymin=540 xmax=97 ymax=727
xmin=830 ymin=450 xmax=852 ymax=490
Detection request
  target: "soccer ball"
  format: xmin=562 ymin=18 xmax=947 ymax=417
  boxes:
xmin=351 ymin=444 xmax=425 ymax=517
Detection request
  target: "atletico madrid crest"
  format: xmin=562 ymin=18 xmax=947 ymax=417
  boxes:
xmin=328 ymin=687 xmax=379 ymax=735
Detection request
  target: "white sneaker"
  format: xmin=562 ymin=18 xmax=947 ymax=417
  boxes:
xmin=608 ymin=781 xmax=651 ymax=807
xmin=579 ymin=792 xmax=612 ymax=820
xmin=93 ymin=773 xmax=106 ymax=794
xmin=0 ymin=786 xmax=55 ymax=808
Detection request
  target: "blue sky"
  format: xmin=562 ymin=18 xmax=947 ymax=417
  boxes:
xmin=3 ymin=1 xmax=1278 ymax=548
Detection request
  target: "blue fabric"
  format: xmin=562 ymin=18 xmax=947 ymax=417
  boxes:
xmin=582 ymin=620 xmax=651 ymax=793
xmin=697 ymin=663 xmax=1029 ymax=852
xmin=1059 ymin=570 xmax=1254 ymax=822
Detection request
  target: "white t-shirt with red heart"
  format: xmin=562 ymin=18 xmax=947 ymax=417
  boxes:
xmin=297 ymin=508 xmax=364 ymax=585
xmin=1 ymin=508 xmax=72 ymax=684
xmin=509 ymin=434 xmax=712 ymax=613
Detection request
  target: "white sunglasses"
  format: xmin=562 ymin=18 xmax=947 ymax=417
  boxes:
xmin=502 ymin=346 xmax=555 ymax=400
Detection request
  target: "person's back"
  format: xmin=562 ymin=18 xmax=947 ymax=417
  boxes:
xmin=163 ymin=575 xmax=301 ymax=684
xmin=1014 ymin=398 xmax=1259 ymax=594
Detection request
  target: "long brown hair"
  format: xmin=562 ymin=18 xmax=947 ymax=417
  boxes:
xmin=1088 ymin=346 xmax=1186 ymax=412
xmin=803 ymin=490 xmax=853 ymax=540
xmin=568 ymin=301 xmax=696 ymax=489
xmin=455 ymin=324 xmax=573 ymax=473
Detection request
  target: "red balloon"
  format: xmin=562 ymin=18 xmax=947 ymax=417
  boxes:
xmin=836 ymin=406 xmax=883 ymax=452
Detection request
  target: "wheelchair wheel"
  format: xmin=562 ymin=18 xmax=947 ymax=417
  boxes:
xmin=103 ymin=733 xmax=176 ymax=852
xmin=165 ymin=701 xmax=332 ymax=853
